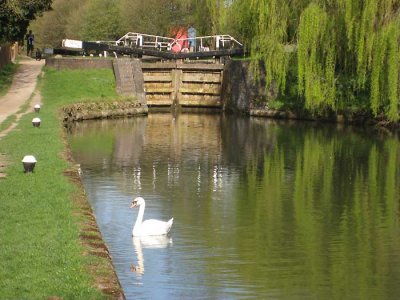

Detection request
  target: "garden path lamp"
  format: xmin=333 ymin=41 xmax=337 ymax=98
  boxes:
xmin=22 ymin=155 xmax=37 ymax=173
xmin=32 ymin=117 xmax=41 ymax=128
xmin=34 ymin=104 xmax=41 ymax=112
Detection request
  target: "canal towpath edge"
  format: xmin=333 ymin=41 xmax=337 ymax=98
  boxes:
xmin=0 ymin=58 xmax=125 ymax=298
xmin=0 ymin=57 xmax=44 ymax=139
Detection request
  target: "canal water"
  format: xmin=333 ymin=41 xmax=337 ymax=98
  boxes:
xmin=68 ymin=113 xmax=400 ymax=300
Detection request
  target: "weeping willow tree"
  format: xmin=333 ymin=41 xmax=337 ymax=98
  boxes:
xmin=216 ymin=0 xmax=400 ymax=121
xmin=340 ymin=0 xmax=378 ymax=88
xmin=369 ymin=19 xmax=400 ymax=120
xmin=248 ymin=0 xmax=291 ymax=94
xmin=204 ymin=0 xmax=221 ymax=34
xmin=338 ymin=0 xmax=400 ymax=120
xmin=297 ymin=3 xmax=336 ymax=111
xmin=218 ymin=0 xmax=257 ymax=53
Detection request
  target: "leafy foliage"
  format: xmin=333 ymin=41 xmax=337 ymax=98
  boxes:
xmin=32 ymin=0 xmax=203 ymax=45
xmin=248 ymin=0 xmax=290 ymax=94
xmin=0 ymin=0 xmax=52 ymax=43
xmin=80 ymin=0 xmax=123 ymax=40
xmin=222 ymin=0 xmax=400 ymax=121
xmin=297 ymin=3 xmax=336 ymax=111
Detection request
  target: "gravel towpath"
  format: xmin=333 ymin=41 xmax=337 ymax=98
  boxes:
xmin=0 ymin=57 xmax=44 ymax=135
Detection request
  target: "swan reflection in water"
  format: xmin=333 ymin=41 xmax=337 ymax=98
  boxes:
xmin=131 ymin=235 xmax=173 ymax=275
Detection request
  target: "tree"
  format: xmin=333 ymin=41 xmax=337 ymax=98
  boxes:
xmin=31 ymin=0 xmax=87 ymax=47
xmin=218 ymin=0 xmax=400 ymax=121
xmin=80 ymin=0 xmax=123 ymax=41
xmin=120 ymin=0 xmax=194 ymax=37
xmin=0 ymin=0 xmax=52 ymax=43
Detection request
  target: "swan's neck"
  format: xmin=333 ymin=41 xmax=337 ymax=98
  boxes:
xmin=133 ymin=202 xmax=145 ymax=231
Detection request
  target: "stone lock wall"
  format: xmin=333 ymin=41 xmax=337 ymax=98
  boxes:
xmin=221 ymin=60 xmax=276 ymax=113
xmin=46 ymin=57 xmax=113 ymax=70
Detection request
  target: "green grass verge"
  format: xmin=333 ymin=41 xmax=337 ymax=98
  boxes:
xmin=0 ymin=67 xmax=121 ymax=299
xmin=0 ymin=62 xmax=18 ymax=96
xmin=0 ymin=114 xmax=17 ymax=132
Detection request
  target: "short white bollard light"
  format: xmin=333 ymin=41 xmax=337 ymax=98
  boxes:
xmin=34 ymin=104 xmax=41 ymax=113
xmin=22 ymin=155 xmax=37 ymax=173
xmin=32 ymin=117 xmax=41 ymax=128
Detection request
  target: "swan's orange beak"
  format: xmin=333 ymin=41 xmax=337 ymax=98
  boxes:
xmin=130 ymin=201 xmax=137 ymax=208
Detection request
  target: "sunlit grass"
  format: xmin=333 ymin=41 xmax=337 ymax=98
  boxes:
xmin=41 ymin=67 xmax=118 ymax=106
xmin=0 ymin=114 xmax=16 ymax=132
xmin=0 ymin=67 xmax=120 ymax=298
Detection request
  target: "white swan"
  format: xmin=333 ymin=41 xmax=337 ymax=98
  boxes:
xmin=131 ymin=197 xmax=173 ymax=237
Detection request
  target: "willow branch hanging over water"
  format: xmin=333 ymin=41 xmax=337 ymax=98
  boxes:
xmin=220 ymin=0 xmax=400 ymax=121
xmin=248 ymin=0 xmax=290 ymax=93
xmin=339 ymin=0 xmax=400 ymax=120
xmin=297 ymin=3 xmax=335 ymax=111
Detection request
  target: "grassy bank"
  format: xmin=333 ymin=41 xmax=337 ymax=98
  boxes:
xmin=0 ymin=67 xmax=125 ymax=298
xmin=0 ymin=62 xmax=18 ymax=96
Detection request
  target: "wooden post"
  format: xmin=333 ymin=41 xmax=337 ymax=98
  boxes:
xmin=176 ymin=68 xmax=182 ymax=106
xmin=171 ymin=68 xmax=177 ymax=105
xmin=171 ymin=64 xmax=182 ymax=106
